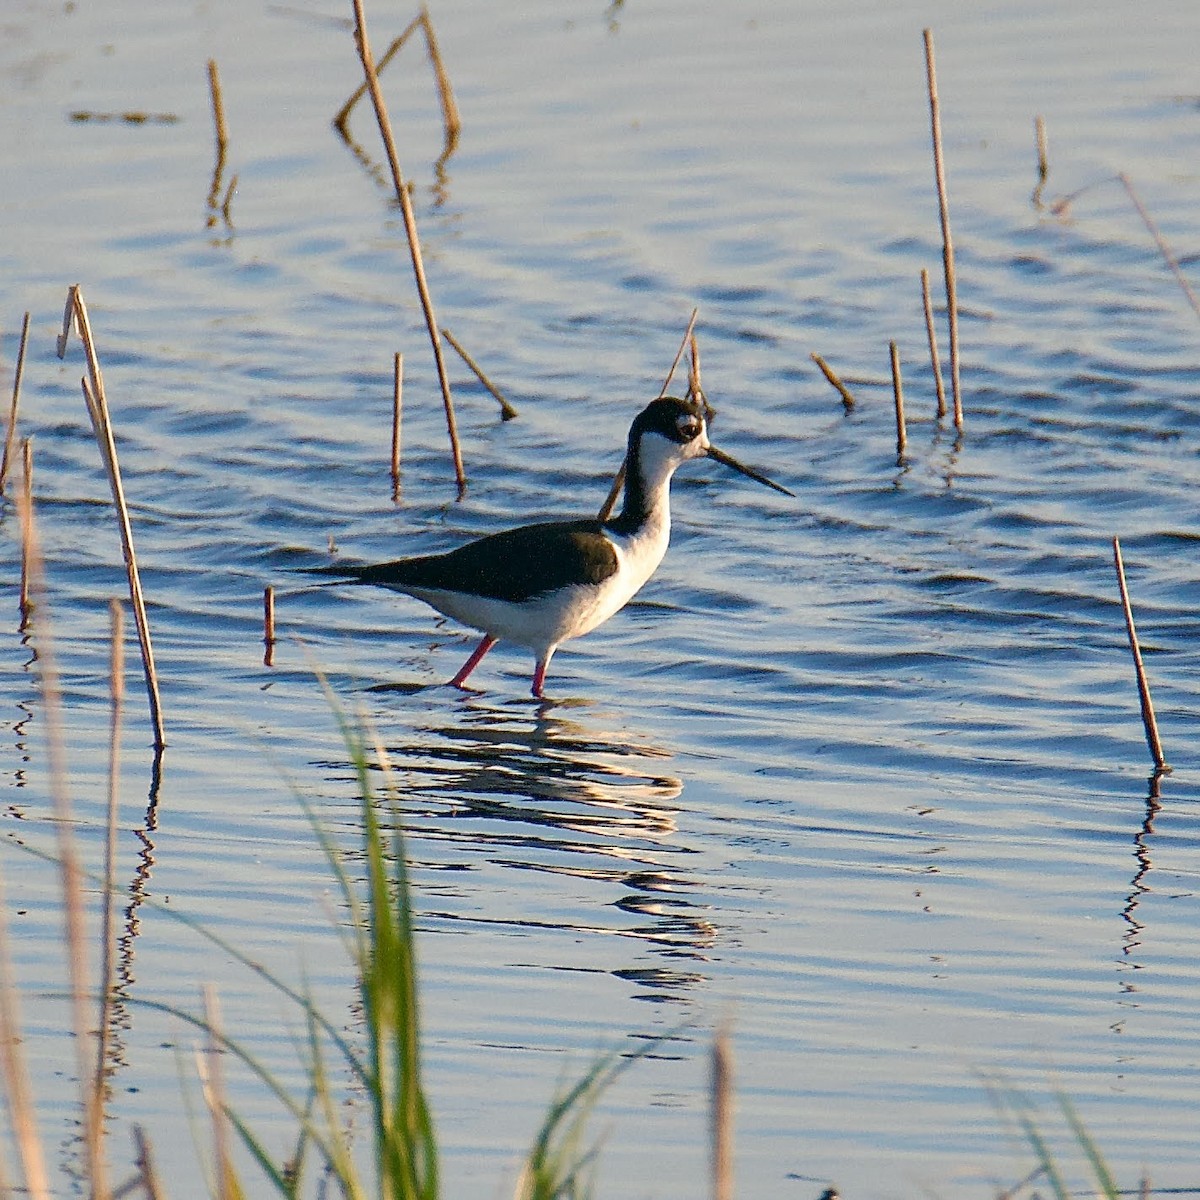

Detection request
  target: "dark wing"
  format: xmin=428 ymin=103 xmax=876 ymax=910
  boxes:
xmin=323 ymin=519 xmax=619 ymax=604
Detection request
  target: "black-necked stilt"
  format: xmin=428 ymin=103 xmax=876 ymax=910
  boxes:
xmin=317 ymin=395 xmax=792 ymax=698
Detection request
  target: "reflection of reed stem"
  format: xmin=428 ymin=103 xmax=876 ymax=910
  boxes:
xmin=19 ymin=439 xmax=32 ymax=628
xmin=890 ymin=340 xmax=906 ymax=456
xmin=923 ymin=29 xmax=962 ymax=429
xmin=350 ymin=0 xmax=465 ymax=492
xmin=920 ymin=269 xmax=947 ymax=420
xmin=1112 ymin=536 xmax=1169 ymax=773
xmin=0 ymin=311 xmax=31 ymax=496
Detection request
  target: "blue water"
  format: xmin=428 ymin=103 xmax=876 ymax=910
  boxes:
xmin=3 ymin=0 xmax=1200 ymax=1195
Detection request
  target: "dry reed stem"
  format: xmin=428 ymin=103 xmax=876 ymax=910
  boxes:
xmin=198 ymin=986 xmax=236 ymax=1200
xmin=890 ymin=341 xmax=906 ymax=456
xmin=334 ymin=5 xmax=461 ymax=153
xmin=0 ymin=849 xmax=52 ymax=1200
xmin=391 ymin=350 xmax=404 ymax=500
xmin=687 ymin=331 xmax=702 ymax=402
xmin=205 ymin=60 xmax=229 ymax=227
xmin=810 ymin=352 xmax=857 ymax=411
xmin=350 ymin=0 xmax=465 ymax=492
xmin=710 ymin=1025 xmax=734 ymax=1200
xmin=0 ymin=311 xmax=31 ymax=496
xmin=132 ymin=1126 xmax=165 ymax=1200
xmin=1031 ymin=115 xmax=1049 ymax=208
xmin=919 ymin=269 xmax=947 ymax=419
xmin=220 ymin=173 xmax=237 ymax=227
xmin=15 ymin=469 xmax=108 ymax=1198
xmin=1118 ymin=172 xmax=1200 ymax=324
xmin=263 ymin=586 xmax=276 ymax=667
xmin=1112 ymin=536 xmax=1168 ymax=772
xmin=19 ymin=438 xmax=32 ymax=628
xmin=441 ymin=326 xmax=518 ymax=419
xmin=923 ymin=29 xmax=962 ymax=429
xmin=58 ymin=285 xmax=166 ymax=751
xmin=597 ymin=309 xmax=700 ymax=521
xmin=95 ymin=599 xmax=125 ymax=1149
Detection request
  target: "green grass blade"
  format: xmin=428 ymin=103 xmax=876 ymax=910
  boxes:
xmin=1057 ymin=1091 xmax=1119 ymax=1200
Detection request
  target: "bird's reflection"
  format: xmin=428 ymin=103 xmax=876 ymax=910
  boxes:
xmin=320 ymin=692 xmax=718 ymax=993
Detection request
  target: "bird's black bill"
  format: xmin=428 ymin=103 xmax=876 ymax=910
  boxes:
xmin=706 ymin=444 xmax=794 ymax=497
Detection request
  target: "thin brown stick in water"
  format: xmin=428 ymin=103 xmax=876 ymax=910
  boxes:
xmin=206 ymin=60 xmax=229 ymax=226
xmin=1113 ymin=537 xmax=1169 ymax=772
xmin=597 ymin=309 xmax=700 ymax=522
xmin=0 ymin=311 xmax=31 ymax=496
xmin=391 ymin=351 xmax=404 ymax=500
xmin=95 ymin=599 xmax=125 ymax=1137
xmin=334 ymin=6 xmax=460 ymax=153
xmin=920 ymin=269 xmax=947 ymax=420
xmin=1031 ymin=115 xmax=1049 ymax=208
xmin=220 ymin=173 xmax=238 ymax=228
xmin=58 ymin=285 xmax=167 ymax=751
xmin=19 ymin=439 xmax=33 ymax=629
xmin=263 ymin=586 xmax=276 ymax=667
xmin=1119 ymin=172 xmax=1200 ymax=324
xmin=923 ymin=29 xmax=962 ymax=429
xmin=132 ymin=1126 xmax=165 ymax=1200
xmin=810 ymin=352 xmax=857 ymax=411
xmin=711 ymin=1025 xmax=734 ymax=1200
xmin=890 ymin=341 xmax=907 ymax=456
xmin=14 ymin=473 xmax=107 ymax=1196
xmin=441 ymin=327 xmax=518 ymax=419
xmin=350 ymin=0 xmax=465 ymax=491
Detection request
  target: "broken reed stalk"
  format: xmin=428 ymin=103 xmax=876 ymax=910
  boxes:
xmin=95 ymin=599 xmax=125 ymax=1134
xmin=205 ymin=60 xmax=229 ymax=225
xmin=890 ymin=341 xmax=906 ymax=456
xmin=19 ymin=439 xmax=33 ymax=628
xmin=1112 ymin=537 xmax=1169 ymax=772
xmin=597 ymin=308 xmax=700 ymax=522
xmin=920 ymin=269 xmax=947 ymax=419
xmin=923 ymin=29 xmax=962 ymax=429
xmin=14 ymin=472 xmax=108 ymax=1197
xmin=687 ymin=331 xmax=703 ymax=403
xmin=58 ymin=285 xmax=166 ymax=752
xmin=810 ymin=352 xmax=857 ymax=411
xmin=263 ymin=585 xmax=276 ymax=667
xmin=441 ymin=326 xmax=518 ymax=419
xmin=1118 ymin=172 xmax=1200 ymax=324
xmin=350 ymin=0 xmax=465 ymax=492
xmin=334 ymin=5 xmax=461 ymax=152
xmin=0 ymin=310 xmax=31 ymax=496
xmin=132 ymin=1126 xmax=166 ymax=1200
xmin=1031 ymin=115 xmax=1049 ymax=208
xmin=711 ymin=1026 xmax=734 ymax=1200
xmin=391 ymin=350 xmax=404 ymax=500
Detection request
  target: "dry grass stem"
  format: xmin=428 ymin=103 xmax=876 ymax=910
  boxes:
xmin=334 ymin=5 xmax=461 ymax=155
xmin=687 ymin=331 xmax=705 ymax=407
xmin=95 ymin=600 xmax=125 ymax=1145
xmin=206 ymin=60 xmax=230 ymax=227
xmin=391 ymin=350 xmax=404 ymax=500
xmin=19 ymin=438 xmax=33 ymax=628
xmin=263 ymin=585 xmax=276 ymax=667
xmin=1031 ymin=115 xmax=1049 ymax=208
xmin=132 ymin=1126 xmax=166 ymax=1200
xmin=58 ymin=285 xmax=166 ymax=751
xmin=597 ymin=309 xmax=700 ymax=522
xmin=810 ymin=352 xmax=857 ymax=411
xmin=0 ymin=310 xmax=31 ymax=496
xmin=441 ymin=326 xmax=518 ymax=419
xmin=1112 ymin=536 xmax=1169 ymax=772
xmin=220 ymin=173 xmax=237 ymax=227
xmin=923 ymin=29 xmax=962 ymax=429
xmin=711 ymin=1026 xmax=734 ymax=1200
xmin=920 ymin=269 xmax=947 ymax=419
xmin=350 ymin=0 xmax=465 ymax=492
xmin=14 ymin=470 xmax=108 ymax=1198
xmin=1118 ymin=171 xmax=1200 ymax=324
xmin=890 ymin=341 xmax=907 ymax=456
xmin=198 ymin=986 xmax=237 ymax=1200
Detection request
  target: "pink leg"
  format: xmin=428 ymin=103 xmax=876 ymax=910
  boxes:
xmin=449 ymin=634 xmax=497 ymax=689
xmin=531 ymin=648 xmax=555 ymax=698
